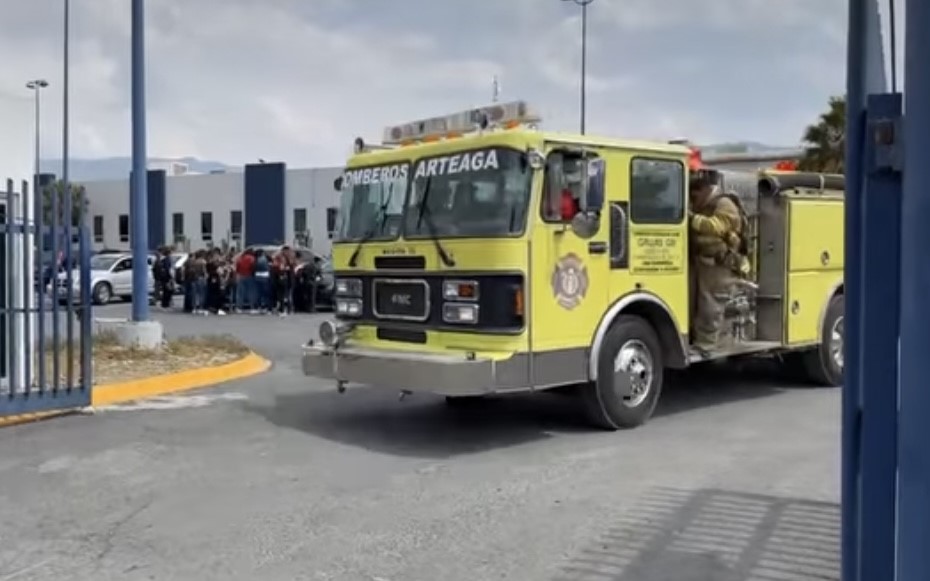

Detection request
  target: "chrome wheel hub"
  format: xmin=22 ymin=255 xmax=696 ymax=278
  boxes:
xmin=614 ymin=339 xmax=655 ymax=408
xmin=830 ymin=315 xmax=844 ymax=371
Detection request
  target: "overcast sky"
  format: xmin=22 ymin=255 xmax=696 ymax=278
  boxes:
xmin=0 ymin=0 xmax=905 ymax=175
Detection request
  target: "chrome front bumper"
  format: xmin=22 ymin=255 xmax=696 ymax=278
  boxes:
xmin=301 ymin=343 xmax=527 ymax=397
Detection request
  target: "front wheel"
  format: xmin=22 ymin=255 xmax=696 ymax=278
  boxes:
xmin=581 ymin=315 xmax=664 ymax=430
xmin=92 ymin=282 xmax=112 ymax=305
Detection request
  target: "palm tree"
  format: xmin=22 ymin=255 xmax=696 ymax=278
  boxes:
xmin=42 ymin=180 xmax=88 ymax=227
xmin=798 ymin=96 xmax=846 ymax=173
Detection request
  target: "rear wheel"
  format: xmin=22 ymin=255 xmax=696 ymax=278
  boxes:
xmin=802 ymin=294 xmax=844 ymax=386
xmin=582 ymin=315 xmax=664 ymax=430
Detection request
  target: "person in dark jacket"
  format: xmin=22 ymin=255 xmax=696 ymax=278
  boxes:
xmin=153 ymin=246 xmax=174 ymax=309
xmin=253 ymin=249 xmax=272 ymax=313
xmin=205 ymin=248 xmax=226 ymax=315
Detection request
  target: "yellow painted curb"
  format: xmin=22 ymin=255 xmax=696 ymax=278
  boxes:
xmin=92 ymin=352 xmax=271 ymax=407
xmin=0 ymin=410 xmax=74 ymax=429
xmin=0 ymin=352 xmax=271 ymax=428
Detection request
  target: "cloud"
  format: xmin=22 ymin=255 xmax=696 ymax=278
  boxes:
xmin=0 ymin=0 xmax=856 ymax=178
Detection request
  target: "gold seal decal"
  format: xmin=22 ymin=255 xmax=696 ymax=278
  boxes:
xmin=551 ymin=253 xmax=588 ymax=310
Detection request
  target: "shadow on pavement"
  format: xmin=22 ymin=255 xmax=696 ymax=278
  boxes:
xmin=245 ymin=358 xmax=811 ymax=459
xmin=552 ymin=487 xmax=839 ymax=581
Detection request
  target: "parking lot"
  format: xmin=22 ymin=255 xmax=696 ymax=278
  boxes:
xmin=0 ymin=303 xmax=840 ymax=581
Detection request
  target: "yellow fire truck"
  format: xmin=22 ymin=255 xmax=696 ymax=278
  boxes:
xmin=302 ymin=101 xmax=845 ymax=430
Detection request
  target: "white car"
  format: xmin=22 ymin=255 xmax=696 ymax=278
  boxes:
xmin=53 ymin=252 xmax=155 ymax=305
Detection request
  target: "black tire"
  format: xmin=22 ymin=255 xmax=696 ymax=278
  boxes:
xmin=799 ymin=294 xmax=844 ymax=386
xmin=581 ymin=315 xmax=664 ymax=430
xmin=92 ymin=282 xmax=112 ymax=305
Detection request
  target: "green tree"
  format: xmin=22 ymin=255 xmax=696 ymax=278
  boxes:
xmin=42 ymin=180 xmax=88 ymax=227
xmin=798 ymin=95 xmax=846 ymax=173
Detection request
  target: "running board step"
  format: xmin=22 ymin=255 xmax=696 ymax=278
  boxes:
xmin=688 ymin=341 xmax=784 ymax=363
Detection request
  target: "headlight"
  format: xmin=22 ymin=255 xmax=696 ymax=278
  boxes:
xmin=335 ymin=278 xmax=362 ymax=297
xmin=443 ymin=302 xmax=479 ymax=324
xmin=443 ymin=280 xmax=479 ymax=301
xmin=319 ymin=319 xmax=354 ymax=347
xmin=335 ymin=298 xmax=362 ymax=317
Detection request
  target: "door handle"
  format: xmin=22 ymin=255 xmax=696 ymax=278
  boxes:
xmin=588 ymin=241 xmax=607 ymax=255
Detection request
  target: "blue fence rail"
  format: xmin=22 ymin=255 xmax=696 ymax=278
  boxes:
xmin=0 ymin=177 xmax=92 ymax=417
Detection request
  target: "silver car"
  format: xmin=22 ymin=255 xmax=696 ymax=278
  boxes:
xmin=53 ymin=252 xmax=155 ymax=305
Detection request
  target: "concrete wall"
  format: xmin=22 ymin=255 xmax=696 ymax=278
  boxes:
xmin=87 ymin=178 xmax=130 ymax=249
xmin=166 ymin=172 xmax=243 ymax=250
xmin=83 ymin=165 xmax=342 ymax=257
xmin=285 ymin=168 xmax=341 ymax=255
xmin=0 ymin=92 xmax=33 ymax=188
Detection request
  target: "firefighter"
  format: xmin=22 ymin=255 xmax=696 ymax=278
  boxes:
xmin=688 ymin=173 xmax=749 ymax=354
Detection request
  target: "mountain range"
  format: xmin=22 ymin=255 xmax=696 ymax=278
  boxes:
xmin=42 ymin=142 xmax=794 ymax=182
xmin=40 ymin=156 xmax=234 ymax=182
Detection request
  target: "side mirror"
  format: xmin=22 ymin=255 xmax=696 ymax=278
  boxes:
xmin=570 ymin=157 xmax=605 ymax=239
xmin=584 ymin=158 xmax=606 ymax=212
xmin=570 ymin=211 xmax=600 ymax=239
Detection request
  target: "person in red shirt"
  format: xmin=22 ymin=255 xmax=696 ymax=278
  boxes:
xmin=560 ymin=188 xmax=580 ymax=221
xmin=234 ymin=249 xmax=256 ymax=312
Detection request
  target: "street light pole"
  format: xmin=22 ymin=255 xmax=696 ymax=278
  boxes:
xmin=25 ymin=78 xmax=47 ymax=393
xmin=25 ymin=80 xmax=48 ymax=183
xmin=130 ymin=0 xmax=149 ymax=322
xmin=562 ymin=0 xmax=594 ymax=134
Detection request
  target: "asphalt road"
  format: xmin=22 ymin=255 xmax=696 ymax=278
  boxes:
xmin=0 ymin=302 xmax=841 ymax=581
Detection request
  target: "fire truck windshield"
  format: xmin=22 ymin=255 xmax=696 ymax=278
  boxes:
xmin=335 ymin=162 xmax=410 ymax=242
xmin=403 ymin=147 xmax=531 ymax=239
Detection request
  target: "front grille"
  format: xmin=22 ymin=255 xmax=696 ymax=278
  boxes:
xmin=374 ymin=255 xmax=425 ymax=270
xmin=372 ymin=279 xmax=429 ymax=321
xmin=377 ymin=327 xmax=427 ymax=344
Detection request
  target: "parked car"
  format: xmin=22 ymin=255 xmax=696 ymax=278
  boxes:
xmin=53 ymin=252 xmax=155 ymax=305
xmin=294 ymin=257 xmax=334 ymax=312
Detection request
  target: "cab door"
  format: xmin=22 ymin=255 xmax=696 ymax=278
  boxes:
xmin=530 ymin=147 xmax=610 ymax=357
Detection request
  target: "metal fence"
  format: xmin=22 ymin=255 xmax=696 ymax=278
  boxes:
xmin=0 ymin=177 xmax=92 ymax=417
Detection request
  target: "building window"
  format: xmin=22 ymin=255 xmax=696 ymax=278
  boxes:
xmin=118 ymin=214 xmax=129 ymax=243
xmin=93 ymin=215 xmax=104 ymax=243
xmin=326 ymin=207 xmax=338 ymax=239
xmin=200 ymin=211 xmax=213 ymax=242
xmin=230 ymin=210 xmax=242 ymax=241
xmin=172 ymin=212 xmax=184 ymax=243
xmin=629 ymin=158 xmax=685 ymax=224
xmin=293 ymin=208 xmax=307 ymax=236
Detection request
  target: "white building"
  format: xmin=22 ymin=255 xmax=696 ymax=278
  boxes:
xmin=81 ymin=162 xmax=342 ymax=256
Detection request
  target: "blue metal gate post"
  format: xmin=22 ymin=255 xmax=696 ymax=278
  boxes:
xmin=842 ymin=2 xmax=867 ymax=579
xmin=859 ymin=92 xmax=902 ymax=581
xmin=897 ymin=0 xmax=930 ymax=576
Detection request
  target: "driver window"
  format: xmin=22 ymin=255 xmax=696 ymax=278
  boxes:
xmin=114 ymin=258 xmax=131 ymax=272
xmin=542 ymin=151 xmax=586 ymax=223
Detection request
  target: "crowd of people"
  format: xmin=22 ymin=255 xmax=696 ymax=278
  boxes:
xmin=151 ymin=245 xmax=326 ymax=316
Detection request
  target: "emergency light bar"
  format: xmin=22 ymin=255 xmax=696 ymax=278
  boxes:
xmin=382 ymin=100 xmax=541 ymax=145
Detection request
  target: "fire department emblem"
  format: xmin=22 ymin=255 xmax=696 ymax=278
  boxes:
xmin=552 ymin=253 xmax=588 ymax=310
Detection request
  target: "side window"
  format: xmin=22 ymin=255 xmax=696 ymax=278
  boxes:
xmin=541 ymin=150 xmax=589 ymax=223
xmin=629 ymin=158 xmax=685 ymax=224
xmin=114 ymin=258 xmax=131 ymax=272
